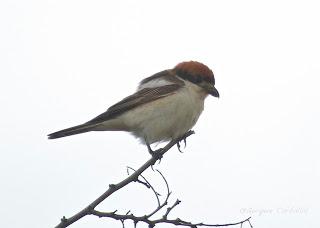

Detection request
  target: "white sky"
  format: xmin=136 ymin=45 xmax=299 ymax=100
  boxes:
xmin=1 ymin=0 xmax=319 ymax=228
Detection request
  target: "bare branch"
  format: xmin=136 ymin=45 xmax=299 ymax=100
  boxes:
xmin=91 ymin=209 xmax=252 ymax=228
xmin=127 ymin=166 xmax=161 ymax=207
xmin=145 ymin=170 xmax=171 ymax=218
xmin=163 ymin=199 xmax=181 ymax=219
xmin=54 ymin=130 xmax=253 ymax=228
xmin=54 ymin=130 xmax=195 ymax=228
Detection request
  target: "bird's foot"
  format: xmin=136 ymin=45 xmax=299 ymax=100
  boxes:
xmin=176 ymin=141 xmax=185 ymax=153
xmin=176 ymin=130 xmax=194 ymax=153
xmin=146 ymin=142 xmax=164 ymax=161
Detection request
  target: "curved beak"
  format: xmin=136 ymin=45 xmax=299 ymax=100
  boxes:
xmin=199 ymin=82 xmax=220 ymax=98
xmin=209 ymin=86 xmax=219 ymax=98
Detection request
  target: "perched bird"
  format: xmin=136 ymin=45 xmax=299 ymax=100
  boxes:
xmin=48 ymin=61 xmax=219 ymax=152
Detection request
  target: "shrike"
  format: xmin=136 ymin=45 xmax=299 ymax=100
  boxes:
xmin=48 ymin=61 xmax=219 ymax=152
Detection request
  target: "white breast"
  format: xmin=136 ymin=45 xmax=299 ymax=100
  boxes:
xmin=120 ymin=80 xmax=206 ymax=144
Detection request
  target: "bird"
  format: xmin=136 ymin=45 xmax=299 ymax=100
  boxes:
xmin=48 ymin=61 xmax=219 ymax=153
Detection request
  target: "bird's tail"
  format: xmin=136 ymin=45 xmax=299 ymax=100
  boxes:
xmin=48 ymin=123 xmax=98 ymax=139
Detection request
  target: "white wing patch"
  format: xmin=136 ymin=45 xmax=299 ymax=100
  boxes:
xmin=138 ymin=78 xmax=174 ymax=90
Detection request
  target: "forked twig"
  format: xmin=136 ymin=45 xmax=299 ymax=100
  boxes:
xmin=54 ymin=130 xmax=253 ymax=228
xmin=55 ymin=131 xmax=195 ymax=228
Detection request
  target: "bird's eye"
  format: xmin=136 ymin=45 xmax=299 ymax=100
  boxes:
xmin=195 ymin=75 xmax=203 ymax=83
xmin=204 ymin=77 xmax=213 ymax=84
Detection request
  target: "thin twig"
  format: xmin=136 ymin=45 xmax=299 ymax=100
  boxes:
xmin=163 ymin=199 xmax=181 ymax=219
xmin=146 ymin=170 xmax=171 ymax=218
xmin=91 ymin=209 xmax=252 ymax=228
xmin=54 ymin=130 xmax=253 ymax=228
xmin=128 ymin=166 xmax=161 ymax=207
xmin=54 ymin=130 xmax=195 ymax=228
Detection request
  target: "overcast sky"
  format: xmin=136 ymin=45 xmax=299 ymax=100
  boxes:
xmin=1 ymin=1 xmax=319 ymax=228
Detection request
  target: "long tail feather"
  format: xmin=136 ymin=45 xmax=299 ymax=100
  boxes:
xmin=48 ymin=123 xmax=97 ymax=139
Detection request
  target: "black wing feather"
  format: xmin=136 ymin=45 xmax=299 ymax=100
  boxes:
xmin=86 ymin=84 xmax=182 ymax=124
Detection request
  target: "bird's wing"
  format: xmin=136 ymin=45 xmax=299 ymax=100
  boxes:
xmin=86 ymin=83 xmax=183 ymax=124
xmin=138 ymin=70 xmax=184 ymax=90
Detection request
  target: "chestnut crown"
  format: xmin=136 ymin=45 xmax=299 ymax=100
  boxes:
xmin=174 ymin=61 xmax=219 ymax=97
xmin=174 ymin=61 xmax=215 ymax=85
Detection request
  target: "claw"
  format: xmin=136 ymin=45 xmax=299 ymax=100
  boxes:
xmin=145 ymin=138 xmax=156 ymax=156
xmin=153 ymin=148 xmax=164 ymax=164
xmin=176 ymin=131 xmax=192 ymax=153
xmin=177 ymin=141 xmax=183 ymax=153
xmin=145 ymin=138 xmax=164 ymax=163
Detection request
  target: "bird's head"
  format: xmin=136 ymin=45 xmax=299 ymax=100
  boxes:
xmin=173 ymin=61 xmax=219 ymax=98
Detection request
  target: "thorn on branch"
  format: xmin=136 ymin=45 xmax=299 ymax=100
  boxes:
xmin=164 ymin=199 xmax=181 ymax=218
xmin=109 ymin=184 xmax=116 ymax=189
xmin=53 ymin=131 xmax=253 ymax=228
xmin=90 ymin=208 xmax=252 ymax=228
xmin=60 ymin=216 xmax=67 ymax=223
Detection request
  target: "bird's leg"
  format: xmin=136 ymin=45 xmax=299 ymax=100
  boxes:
xmin=144 ymin=138 xmax=164 ymax=165
xmin=145 ymin=139 xmax=155 ymax=155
